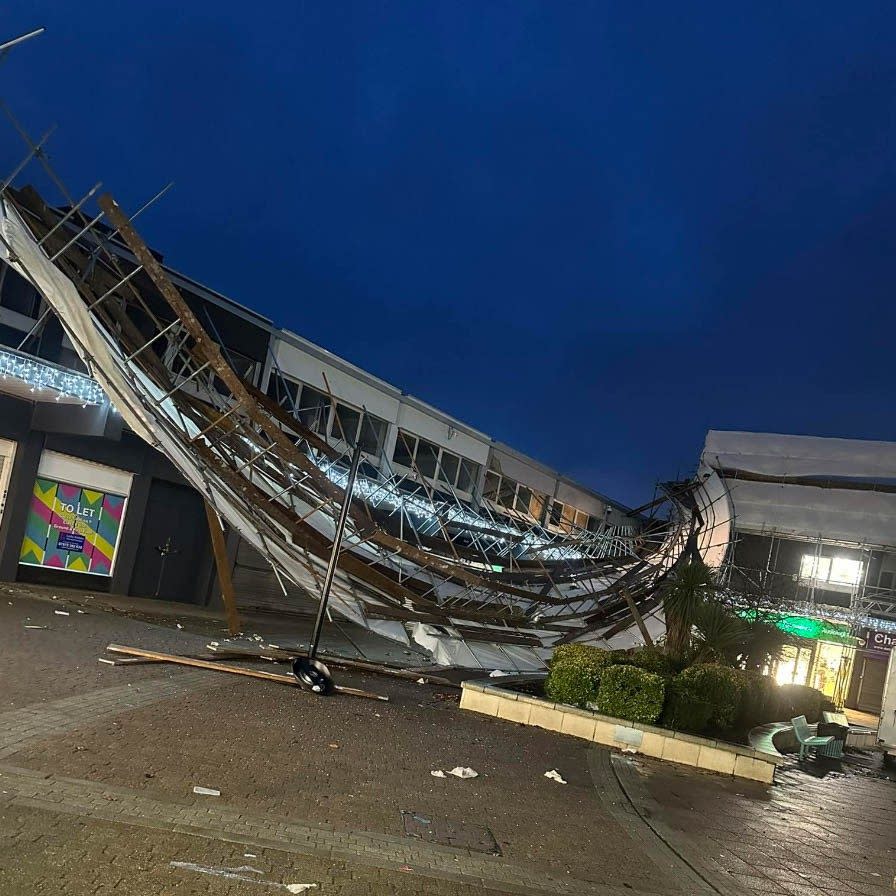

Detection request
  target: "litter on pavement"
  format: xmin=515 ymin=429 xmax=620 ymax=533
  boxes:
xmin=544 ymin=769 xmax=567 ymax=784
xmin=446 ymin=766 xmax=478 ymax=779
xmin=430 ymin=769 xmax=447 ymax=778
xmin=169 ymin=862 xmax=316 ymax=892
xmin=192 ymin=786 xmax=221 ymax=796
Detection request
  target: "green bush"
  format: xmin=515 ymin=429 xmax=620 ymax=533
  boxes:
xmin=735 ymin=670 xmax=779 ymax=730
xmin=614 ymin=647 xmax=680 ymax=678
xmin=775 ymin=683 xmax=826 ymax=723
xmin=595 ymin=664 xmax=666 ymax=724
xmin=663 ymin=664 xmax=744 ymax=732
xmin=662 ymin=678 xmax=713 ymax=733
xmin=544 ymin=644 xmax=615 ymax=708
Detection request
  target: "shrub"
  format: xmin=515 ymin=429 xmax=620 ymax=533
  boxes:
xmin=735 ymin=670 xmax=779 ymax=730
xmin=662 ymin=677 xmax=713 ymax=733
xmin=775 ymin=683 xmax=826 ymax=724
xmin=614 ymin=647 xmax=680 ymax=678
xmin=545 ymin=644 xmax=615 ymax=708
xmin=664 ymin=664 xmax=744 ymax=732
xmin=595 ymin=664 xmax=666 ymax=724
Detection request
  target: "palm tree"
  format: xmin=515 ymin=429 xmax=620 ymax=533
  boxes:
xmin=660 ymin=558 xmax=717 ymax=659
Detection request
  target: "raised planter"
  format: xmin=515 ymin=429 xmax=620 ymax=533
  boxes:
xmin=460 ymin=677 xmax=785 ymax=784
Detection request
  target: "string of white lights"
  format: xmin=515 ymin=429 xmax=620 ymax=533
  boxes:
xmin=0 ymin=347 xmax=107 ymax=405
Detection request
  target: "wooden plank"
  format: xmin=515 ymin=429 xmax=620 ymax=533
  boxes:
xmin=204 ymin=500 xmax=241 ymax=636
xmin=105 ymin=644 xmax=389 ymax=701
xmin=620 ymin=586 xmax=655 ymax=648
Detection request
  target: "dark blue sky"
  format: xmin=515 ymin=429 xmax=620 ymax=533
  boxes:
xmin=4 ymin=4 xmax=895 ymax=505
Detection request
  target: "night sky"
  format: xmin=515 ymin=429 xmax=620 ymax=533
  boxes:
xmin=3 ymin=4 xmax=895 ymax=506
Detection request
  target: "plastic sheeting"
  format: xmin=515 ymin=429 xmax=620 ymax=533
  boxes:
xmin=702 ymin=430 xmax=896 ymax=547
xmin=723 ymin=478 xmax=896 ymax=546
xmin=703 ymin=430 xmax=896 ymax=483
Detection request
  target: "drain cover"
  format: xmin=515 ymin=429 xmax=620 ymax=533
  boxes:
xmin=401 ymin=810 xmax=501 ymax=855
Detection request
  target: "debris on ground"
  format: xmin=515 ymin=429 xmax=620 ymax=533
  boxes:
xmin=416 ymin=678 xmax=426 ymax=684
xmin=489 ymin=669 xmax=510 ymax=677
xmin=24 ymin=624 xmax=48 ymax=630
xmin=169 ymin=862 xmax=316 ymax=892
xmin=544 ymin=769 xmax=567 ymax=784
xmin=54 ymin=610 xmax=70 ymax=616
xmin=446 ymin=766 xmax=478 ymax=779
xmin=192 ymin=785 xmax=221 ymax=796
xmin=430 ymin=770 xmax=447 ymax=778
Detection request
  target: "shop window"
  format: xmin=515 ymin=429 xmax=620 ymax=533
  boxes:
xmin=415 ymin=441 xmax=439 ymax=479
xmin=297 ymin=385 xmax=331 ymax=436
xmin=332 ymin=402 xmax=361 ymax=444
xmin=439 ymin=451 xmax=459 ymax=486
xmin=266 ymin=371 xmax=300 ymax=409
xmin=800 ymin=554 xmax=864 ymax=588
xmin=393 ymin=430 xmax=416 ymax=468
xmin=357 ymin=412 xmax=387 ymax=455
xmin=392 ymin=430 xmax=480 ymax=492
xmin=0 ymin=265 xmax=41 ymax=318
xmin=548 ymin=501 xmax=564 ymax=527
xmin=458 ymin=459 xmax=480 ymax=493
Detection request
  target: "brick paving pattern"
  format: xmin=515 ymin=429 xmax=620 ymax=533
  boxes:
xmin=2 ymin=585 xmax=895 ymax=895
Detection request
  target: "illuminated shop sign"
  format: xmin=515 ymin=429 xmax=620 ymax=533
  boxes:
xmin=741 ymin=610 xmax=856 ymax=645
xmin=860 ymin=628 xmax=896 ymax=653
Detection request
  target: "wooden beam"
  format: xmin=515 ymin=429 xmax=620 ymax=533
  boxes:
xmin=105 ymin=644 xmax=389 ymax=701
xmin=204 ymin=501 xmax=241 ymax=636
xmin=620 ymin=586 xmax=655 ymax=648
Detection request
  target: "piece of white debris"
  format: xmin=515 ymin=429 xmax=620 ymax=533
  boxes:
xmin=544 ymin=769 xmax=567 ymax=784
xmin=446 ymin=766 xmax=478 ymax=779
xmin=170 ymin=862 xmax=310 ymax=889
xmin=24 ymin=624 xmax=48 ymax=630
xmin=54 ymin=610 xmax=70 ymax=616
xmin=98 ymin=658 xmax=115 ymax=665
xmin=416 ymin=678 xmax=426 ymax=684
xmin=244 ymin=853 xmax=257 ymax=859
xmin=430 ymin=770 xmax=447 ymax=778
xmin=77 ymin=609 xmax=85 ymax=614
xmin=192 ymin=786 xmax=221 ymax=796
xmin=209 ymin=641 xmax=219 ymax=647
xmin=489 ymin=669 xmax=510 ymax=677
xmin=176 ymin=623 xmax=183 ymax=629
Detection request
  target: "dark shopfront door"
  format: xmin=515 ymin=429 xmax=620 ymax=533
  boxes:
xmin=854 ymin=653 xmax=888 ymax=714
xmin=128 ymin=479 xmax=210 ymax=603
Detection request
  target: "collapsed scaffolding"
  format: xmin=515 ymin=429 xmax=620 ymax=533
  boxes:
xmin=0 ymin=94 xmax=732 ymax=670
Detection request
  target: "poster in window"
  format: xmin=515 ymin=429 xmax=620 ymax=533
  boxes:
xmin=19 ymin=477 xmax=126 ymax=576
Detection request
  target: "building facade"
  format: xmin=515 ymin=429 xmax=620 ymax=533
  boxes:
xmin=701 ymin=430 xmax=896 ymax=713
xmin=0 ymin=234 xmax=635 ymax=620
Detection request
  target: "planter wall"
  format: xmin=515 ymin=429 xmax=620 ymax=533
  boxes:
xmin=460 ymin=679 xmax=785 ymax=784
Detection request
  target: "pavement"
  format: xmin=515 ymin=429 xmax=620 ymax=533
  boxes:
xmin=1 ymin=582 xmax=894 ymax=895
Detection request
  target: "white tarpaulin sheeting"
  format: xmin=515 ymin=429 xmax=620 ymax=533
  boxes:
xmin=723 ymin=479 xmax=896 ymax=546
xmin=703 ymin=430 xmax=896 ymax=483
xmin=702 ymin=430 xmax=896 ymax=546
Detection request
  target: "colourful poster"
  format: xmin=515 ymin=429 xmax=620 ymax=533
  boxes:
xmin=19 ymin=477 xmax=126 ymax=576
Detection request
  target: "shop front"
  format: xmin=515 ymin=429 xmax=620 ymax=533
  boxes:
xmin=845 ymin=627 xmax=895 ymax=714
xmin=17 ymin=450 xmax=131 ymax=581
xmin=762 ymin=614 xmax=858 ymax=706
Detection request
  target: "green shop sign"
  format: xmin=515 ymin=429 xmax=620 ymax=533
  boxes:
xmin=740 ymin=611 xmax=856 ymax=645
